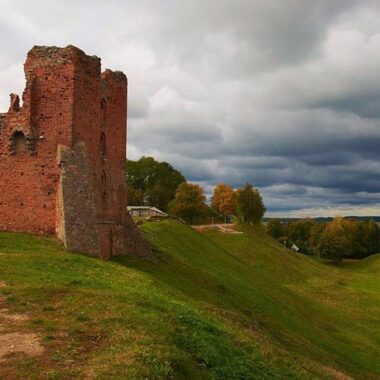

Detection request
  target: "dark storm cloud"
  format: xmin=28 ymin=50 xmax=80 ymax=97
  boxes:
xmin=313 ymin=94 xmax=380 ymax=119
xmin=1 ymin=0 xmax=380 ymax=216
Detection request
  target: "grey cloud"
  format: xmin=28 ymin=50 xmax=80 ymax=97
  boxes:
xmin=314 ymin=94 xmax=380 ymax=119
xmin=1 ymin=0 xmax=380 ymax=216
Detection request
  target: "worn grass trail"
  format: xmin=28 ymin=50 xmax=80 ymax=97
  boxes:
xmin=0 ymin=221 xmax=379 ymax=379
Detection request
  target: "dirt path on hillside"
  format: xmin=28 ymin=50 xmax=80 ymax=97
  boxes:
xmin=0 ymin=281 xmax=44 ymax=364
xmin=192 ymin=223 xmax=243 ymax=234
xmin=320 ymin=365 xmax=354 ymax=380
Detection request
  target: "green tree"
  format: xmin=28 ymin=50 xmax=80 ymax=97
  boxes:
xmin=126 ymin=157 xmax=186 ymax=211
xmin=350 ymin=221 xmax=367 ymax=259
xmin=236 ymin=183 xmax=266 ymax=224
xmin=342 ymin=219 xmax=361 ymax=258
xmin=169 ymin=183 xmax=206 ymax=223
xmin=308 ymin=223 xmax=325 ymax=256
xmin=361 ymin=220 xmax=380 ymax=257
xmin=278 ymin=236 xmax=292 ymax=249
xmin=127 ymin=185 xmax=143 ymax=206
xmin=287 ymin=219 xmax=316 ymax=254
xmin=266 ymin=219 xmax=283 ymax=239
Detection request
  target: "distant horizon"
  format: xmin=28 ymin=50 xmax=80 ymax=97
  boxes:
xmin=265 ymin=207 xmax=380 ymax=219
xmin=264 ymin=215 xmax=380 ymax=219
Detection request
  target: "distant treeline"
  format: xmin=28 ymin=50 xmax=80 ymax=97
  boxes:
xmin=263 ymin=216 xmax=380 ymax=223
xmin=266 ymin=217 xmax=380 ymax=262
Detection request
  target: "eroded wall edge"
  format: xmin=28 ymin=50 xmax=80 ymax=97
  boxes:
xmin=57 ymin=142 xmax=100 ymax=256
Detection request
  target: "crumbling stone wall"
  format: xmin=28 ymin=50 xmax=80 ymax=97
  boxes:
xmin=0 ymin=45 xmax=149 ymax=259
xmin=57 ymin=142 xmax=100 ymax=256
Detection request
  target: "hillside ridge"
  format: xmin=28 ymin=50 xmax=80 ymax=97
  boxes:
xmin=0 ymin=221 xmax=379 ymax=379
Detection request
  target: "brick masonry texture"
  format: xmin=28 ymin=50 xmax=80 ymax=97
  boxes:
xmin=0 ymin=45 xmax=150 ymax=259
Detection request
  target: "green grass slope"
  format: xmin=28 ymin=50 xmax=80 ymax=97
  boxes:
xmin=0 ymin=221 xmax=379 ymax=379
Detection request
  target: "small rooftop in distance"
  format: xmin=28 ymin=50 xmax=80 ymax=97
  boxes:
xmin=127 ymin=206 xmax=168 ymax=216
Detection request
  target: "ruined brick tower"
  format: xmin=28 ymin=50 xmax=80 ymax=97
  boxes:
xmin=0 ymin=45 xmax=148 ymax=259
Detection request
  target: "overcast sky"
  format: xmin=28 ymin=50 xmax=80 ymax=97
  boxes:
xmin=1 ymin=0 xmax=380 ymax=217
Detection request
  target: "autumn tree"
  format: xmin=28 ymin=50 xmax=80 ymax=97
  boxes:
xmin=318 ymin=216 xmax=349 ymax=263
xmin=126 ymin=156 xmax=186 ymax=211
xmin=321 ymin=218 xmax=379 ymax=260
xmin=236 ymin=183 xmax=266 ymax=224
xmin=169 ymin=182 xmax=206 ymax=223
xmin=345 ymin=219 xmax=379 ymax=258
xmin=266 ymin=216 xmax=379 ymax=259
xmin=211 ymin=183 xmax=237 ymax=222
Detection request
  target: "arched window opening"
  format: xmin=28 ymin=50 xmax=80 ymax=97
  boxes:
xmin=100 ymin=132 xmax=106 ymax=161
xmin=101 ymin=171 xmax=107 ymax=204
xmin=13 ymin=131 xmax=27 ymax=153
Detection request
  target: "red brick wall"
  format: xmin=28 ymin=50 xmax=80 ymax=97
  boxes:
xmin=0 ymin=45 xmax=150 ymax=259
xmin=99 ymin=70 xmax=128 ymax=224
xmin=0 ymin=47 xmax=76 ymax=235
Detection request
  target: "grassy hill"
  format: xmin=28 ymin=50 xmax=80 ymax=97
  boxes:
xmin=0 ymin=220 xmax=379 ymax=379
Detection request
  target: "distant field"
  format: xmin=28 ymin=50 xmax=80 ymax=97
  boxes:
xmin=0 ymin=221 xmax=379 ymax=379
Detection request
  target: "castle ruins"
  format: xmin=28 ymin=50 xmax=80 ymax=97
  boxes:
xmin=0 ymin=45 xmax=148 ymax=259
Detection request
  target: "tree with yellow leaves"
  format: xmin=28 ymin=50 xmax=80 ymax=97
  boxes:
xmin=318 ymin=216 xmax=349 ymax=263
xmin=211 ymin=183 xmax=237 ymax=223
